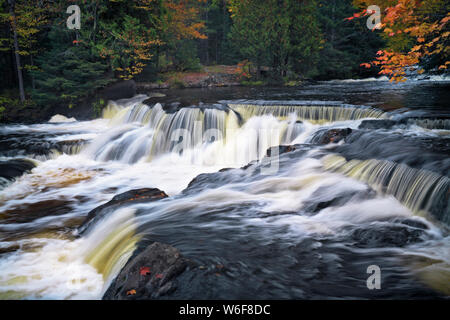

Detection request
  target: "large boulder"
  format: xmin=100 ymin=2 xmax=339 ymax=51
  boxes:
xmin=103 ymin=242 xmax=190 ymax=300
xmin=79 ymin=188 xmax=168 ymax=234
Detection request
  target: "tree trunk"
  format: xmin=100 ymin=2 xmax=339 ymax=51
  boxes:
xmin=8 ymin=0 xmax=25 ymax=102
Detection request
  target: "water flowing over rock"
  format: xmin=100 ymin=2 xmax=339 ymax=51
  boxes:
xmin=48 ymin=115 xmax=77 ymax=123
xmin=1 ymin=82 xmax=449 ymax=300
xmin=79 ymin=188 xmax=169 ymax=234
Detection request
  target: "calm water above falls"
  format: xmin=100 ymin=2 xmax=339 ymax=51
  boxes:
xmin=0 ymin=79 xmax=449 ymax=299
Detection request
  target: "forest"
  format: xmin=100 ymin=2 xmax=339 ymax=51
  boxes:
xmin=0 ymin=0 xmax=448 ymax=121
xmin=0 ymin=0 xmax=449 ymax=302
xmin=0 ymin=0 xmax=449 ymax=121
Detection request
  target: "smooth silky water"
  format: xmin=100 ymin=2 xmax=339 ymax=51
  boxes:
xmin=0 ymin=80 xmax=449 ymax=299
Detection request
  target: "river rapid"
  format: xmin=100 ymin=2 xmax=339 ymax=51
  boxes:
xmin=0 ymin=78 xmax=449 ymax=299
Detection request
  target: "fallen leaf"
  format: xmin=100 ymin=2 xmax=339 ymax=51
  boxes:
xmin=140 ymin=266 xmax=151 ymax=276
xmin=127 ymin=289 xmax=136 ymax=296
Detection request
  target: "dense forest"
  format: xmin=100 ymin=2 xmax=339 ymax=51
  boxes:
xmin=0 ymin=0 xmax=448 ymax=120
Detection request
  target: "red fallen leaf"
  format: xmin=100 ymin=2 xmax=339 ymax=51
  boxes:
xmin=344 ymin=16 xmax=354 ymax=21
xmin=389 ymin=32 xmax=395 ymax=37
xmin=72 ymin=40 xmax=81 ymax=44
xmin=377 ymin=50 xmax=384 ymax=55
xmin=126 ymin=289 xmax=136 ymax=296
xmin=140 ymin=266 xmax=151 ymax=276
xmin=155 ymin=273 xmax=164 ymax=279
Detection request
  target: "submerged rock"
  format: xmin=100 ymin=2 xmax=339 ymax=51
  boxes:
xmin=103 ymin=242 xmax=190 ymax=300
xmin=79 ymin=188 xmax=168 ymax=233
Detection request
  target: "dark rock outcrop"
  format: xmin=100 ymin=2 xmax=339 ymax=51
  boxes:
xmin=317 ymin=128 xmax=353 ymax=144
xmin=103 ymin=242 xmax=190 ymax=300
xmin=359 ymin=119 xmax=397 ymax=130
xmin=79 ymin=188 xmax=168 ymax=234
xmin=350 ymin=222 xmax=428 ymax=248
xmin=0 ymin=159 xmax=35 ymax=181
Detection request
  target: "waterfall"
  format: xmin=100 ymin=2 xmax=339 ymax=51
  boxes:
xmin=322 ymin=154 xmax=450 ymax=224
xmin=1 ymin=94 xmax=448 ymax=300
xmin=229 ymin=102 xmax=388 ymax=123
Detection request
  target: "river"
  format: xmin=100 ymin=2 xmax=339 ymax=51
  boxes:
xmin=0 ymin=77 xmax=449 ymax=299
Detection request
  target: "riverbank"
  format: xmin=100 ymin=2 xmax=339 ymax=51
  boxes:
xmin=137 ymin=65 xmax=242 ymax=90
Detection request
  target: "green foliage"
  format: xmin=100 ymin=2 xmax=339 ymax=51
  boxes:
xmin=31 ymin=26 xmax=115 ymax=107
xmin=92 ymin=98 xmax=105 ymax=117
xmin=171 ymin=40 xmax=202 ymax=72
xmin=168 ymin=76 xmax=187 ymax=89
xmin=228 ymin=0 xmax=323 ymax=79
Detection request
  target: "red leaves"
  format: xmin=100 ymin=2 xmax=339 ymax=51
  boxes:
xmin=139 ymin=266 xmax=151 ymax=276
xmin=360 ymin=63 xmax=371 ymax=69
xmin=155 ymin=273 xmax=164 ymax=279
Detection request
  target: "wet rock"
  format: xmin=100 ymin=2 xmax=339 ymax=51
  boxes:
xmin=1 ymin=199 xmax=74 ymax=224
xmin=79 ymin=188 xmax=168 ymax=233
xmin=103 ymin=242 xmax=190 ymax=300
xmin=302 ymin=186 xmax=376 ymax=214
xmin=266 ymin=144 xmax=299 ymax=157
xmin=359 ymin=119 xmax=397 ymax=130
xmin=183 ymin=170 xmax=240 ymax=195
xmin=316 ymin=128 xmax=353 ymax=144
xmin=54 ymin=139 xmax=87 ymax=154
xmin=350 ymin=223 xmax=427 ymax=248
xmin=0 ymin=159 xmax=35 ymax=181
xmin=159 ymin=102 xmax=232 ymax=114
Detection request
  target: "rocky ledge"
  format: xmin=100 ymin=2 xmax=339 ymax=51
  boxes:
xmin=103 ymin=242 xmax=192 ymax=300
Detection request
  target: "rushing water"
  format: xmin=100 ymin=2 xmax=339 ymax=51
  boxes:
xmin=0 ymin=79 xmax=449 ymax=299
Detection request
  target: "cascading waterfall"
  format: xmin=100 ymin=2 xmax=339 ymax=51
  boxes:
xmin=86 ymin=101 xmax=311 ymax=167
xmin=0 ymin=88 xmax=449 ymax=300
xmin=229 ymin=102 xmax=388 ymax=123
xmin=322 ymin=154 xmax=450 ymax=224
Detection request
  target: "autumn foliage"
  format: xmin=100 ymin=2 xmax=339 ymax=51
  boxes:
xmin=351 ymin=0 xmax=449 ymax=82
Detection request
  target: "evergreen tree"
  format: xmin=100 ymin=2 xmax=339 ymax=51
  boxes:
xmin=31 ymin=25 xmax=113 ymax=106
xmin=315 ymin=0 xmax=384 ymax=79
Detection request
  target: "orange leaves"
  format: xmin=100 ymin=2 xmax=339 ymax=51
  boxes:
xmin=126 ymin=289 xmax=136 ymax=296
xmin=165 ymin=0 xmax=206 ymax=40
xmin=352 ymin=0 xmax=449 ymax=82
xmin=360 ymin=63 xmax=372 ymax=68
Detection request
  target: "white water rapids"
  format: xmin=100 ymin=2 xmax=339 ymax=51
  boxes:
xmin=0 ymin=96 xmax=448 ymax=299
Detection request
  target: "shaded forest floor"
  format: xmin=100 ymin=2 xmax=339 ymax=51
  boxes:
xmin=137 ymin=65 xmax=242 ymax=90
